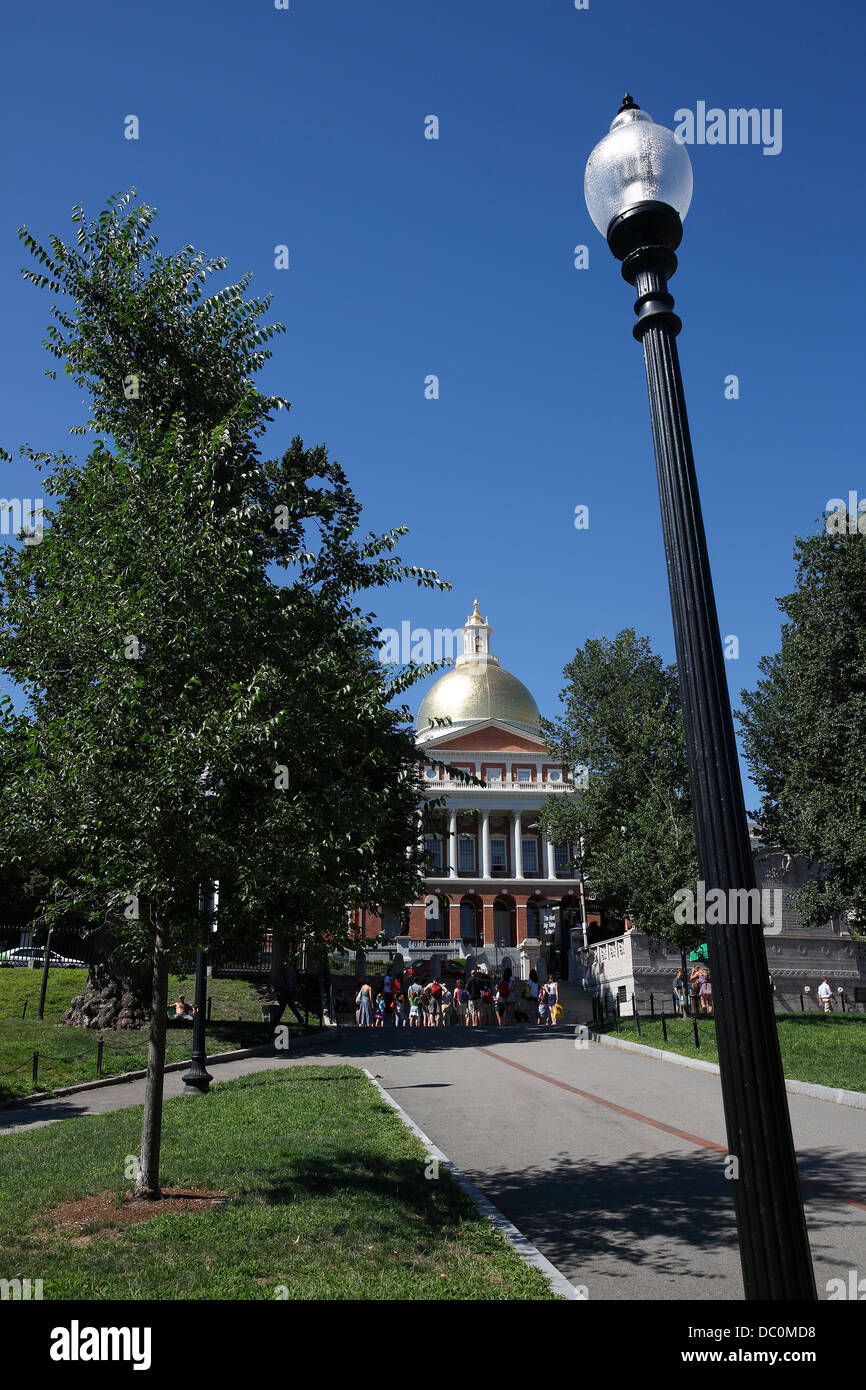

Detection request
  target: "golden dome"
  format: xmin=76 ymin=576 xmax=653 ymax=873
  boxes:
xmin=416 ymin=661 xmax=540 ymax=734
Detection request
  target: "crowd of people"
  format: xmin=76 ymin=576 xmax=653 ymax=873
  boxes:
xmin=340 ymin=966 xmax=564 ymax=1029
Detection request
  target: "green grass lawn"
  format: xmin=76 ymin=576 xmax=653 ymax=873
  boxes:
xmin=596 ymin=1013 xmax=866 ymax=1092
xmin=0 ymin=1065 xmax=556 ymax=1300
xmin=0 ymin=970 xmax=321 ymax=1102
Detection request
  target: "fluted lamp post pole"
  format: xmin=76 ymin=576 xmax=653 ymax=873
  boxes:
xmin=584 ymin=95 xmax=815 ymax=1301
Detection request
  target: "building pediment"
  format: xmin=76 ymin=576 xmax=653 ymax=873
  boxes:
xmin=419 ymin=720 xmax=548 ymax=755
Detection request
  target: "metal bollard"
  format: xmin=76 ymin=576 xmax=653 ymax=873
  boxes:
xmin=692 ymin=1014 xmax=700 ymax=1048
xmin=32 ymin=1051 xmax=38 ymax=1087
xmin=207 ymin=995 xmax=212 ymax=1021
xmin=661 ymin=1009 xmax=668 ymax=1042
xmin=650 ymin=992 xmax=655 ymax=1016
xmin=96 ymin=1036 xmax=104 ymax=1076
xmin=22 ymin=999 xmax=28 ymax=1019
xmin=799 ymin=994 xmax=804 ymax=1012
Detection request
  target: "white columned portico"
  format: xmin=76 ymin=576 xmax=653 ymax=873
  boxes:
xmin=513 ymin=810 xmax=523 ymax=879
xmin=448 ymin=809 xmax=458 ymax=878
xmin=545 ymin=835 xmax=556 ymax=880
xmin=482 ymin=809 xmax=491 ymax=879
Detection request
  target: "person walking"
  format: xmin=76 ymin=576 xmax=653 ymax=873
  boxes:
xmin=356 ymin=980 xmax=374 ymax=1028
xmin=430 ymin=978 xmax=443 ymax=1027
xmin=527 ymin=969 xmax=540 ymax=1022
xmin=818 ymin=977 xmax=835 ymax=1013
xmin=700 ymin=974 xmax=713 ymax=1016
xmin=466 ymin=970 xmax=483 ymax=1027
xmin=500 ymin=968 xmax=515 ymax=1025
xmin=394 ymin=985 xmax=408 ymax=1028
xmin=689 ymin=962 xmax=704 ymax=1016
xmin=407 ymin=978 xmax=422 ymax=1028
xmin=441 ymin=983 xmax=453 ymax=1026
xmin=537 ymin=986 xmax=550 ymax=1026
xmin=546 ymin=975 xmax=559 ymax=1025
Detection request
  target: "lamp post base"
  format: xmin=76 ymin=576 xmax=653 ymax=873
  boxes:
xmin=181 ymin=1064 xmax=213 ymax=1096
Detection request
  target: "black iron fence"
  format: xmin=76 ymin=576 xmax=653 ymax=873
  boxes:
xmin=0 ymin=923 xmax=100 ymax=967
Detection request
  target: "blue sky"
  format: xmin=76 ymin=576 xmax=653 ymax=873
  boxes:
xmin=1 ymin=0 xmax=861 ymax=805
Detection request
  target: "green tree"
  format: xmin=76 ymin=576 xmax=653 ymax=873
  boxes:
xmin=0 ymin=191 xmax=445 ymax=1195
xmin=538 ymin=629 xmax=701 ymax=963
xmin=738 ymin=521 xmax=866 ymax=926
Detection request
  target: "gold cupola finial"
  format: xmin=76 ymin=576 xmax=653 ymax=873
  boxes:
xmin=467 ymin=598 xmax=485 ymax=626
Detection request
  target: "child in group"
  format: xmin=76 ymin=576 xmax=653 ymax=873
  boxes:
xmin=537 ymin=989 xmax=550 ymax=1025
xmin=374 ymin=992 xmax=386 ymax=1027
xmin=408 ymin=992 xmax=421 ymax=1027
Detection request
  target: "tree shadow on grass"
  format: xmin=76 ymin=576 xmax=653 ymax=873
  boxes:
xmin=257 ymin=1148 xmax=468 ymax=1227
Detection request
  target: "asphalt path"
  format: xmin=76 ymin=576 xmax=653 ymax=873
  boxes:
xmin=2 ymin=1025 xmax=863 ymax=1300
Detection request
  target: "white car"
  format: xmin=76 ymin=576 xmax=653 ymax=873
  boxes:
xmin=0 ymin=946 xmax=88 ymax=969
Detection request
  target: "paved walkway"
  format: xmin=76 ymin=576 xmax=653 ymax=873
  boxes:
xmin=2 ymin=1026 xmax=864 ymax=1300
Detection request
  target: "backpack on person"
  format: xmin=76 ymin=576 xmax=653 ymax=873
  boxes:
xmin=482 ymin=987 xmax=492 ymax=1003
xmin=499 ymin=977 xmax=510 ymax=999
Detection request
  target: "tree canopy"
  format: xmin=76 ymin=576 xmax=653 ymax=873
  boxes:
xmin=538 ymin=628 xmax=701 ymax=954
xmin=738 ymin=521 xmax=866 ymax=927
xmin=0 ymin=190 xmax=446 ymax=1191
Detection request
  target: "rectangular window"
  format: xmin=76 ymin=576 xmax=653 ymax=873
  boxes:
xmin=490 ymin=837 xmax=507 ymax=870
xmin=522 ymin=838 xmax=539 ymax=872
xmin=554 ymin=843 xmax=570 ymax=872
xmin=485 ymin=767 xmax=503 ymax=782
xmin=516 ymin=768 xmax=532 ymax=782
xmin=458 ymin=837 xmax=476 ymax=872
xmin=426 ymin=836 xmax=443 ymax=869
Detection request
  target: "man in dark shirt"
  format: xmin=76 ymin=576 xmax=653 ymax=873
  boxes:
xmin=466 ymin=970 xmax=483 ymax=1028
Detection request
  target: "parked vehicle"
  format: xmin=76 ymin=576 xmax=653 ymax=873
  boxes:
xmin=0 ymin=946 xmax=88 ymax=969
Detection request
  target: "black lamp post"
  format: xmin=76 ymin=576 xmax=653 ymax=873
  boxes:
xmin=181 ymin=883 xmax=215 ymax=1096
xmin=584 ymin=96 xmax=816 ymax=1301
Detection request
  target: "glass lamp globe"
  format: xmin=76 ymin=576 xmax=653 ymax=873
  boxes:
xmin=584 ymin=97 xmax=693 ymax=238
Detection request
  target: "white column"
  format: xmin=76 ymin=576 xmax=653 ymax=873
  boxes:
xmin=482 ymin=809 xmax=491 ymax=879
xmin=448 ymin=809 xmax=458 ymax=879
xmin=513 ymin=810 xmax=523 ymax=880
xmin=545 ymin=835 xmax=556 ymax=880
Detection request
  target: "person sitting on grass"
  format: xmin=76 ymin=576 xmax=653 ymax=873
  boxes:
xmin=173 ymin=996 xmax=193 ymax=1019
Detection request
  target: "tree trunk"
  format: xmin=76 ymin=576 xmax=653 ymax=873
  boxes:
xmin=135 ymin=925 xmax=169 ymax=1198
xmin=61 ymin=954 xmax=152 ymax=1029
